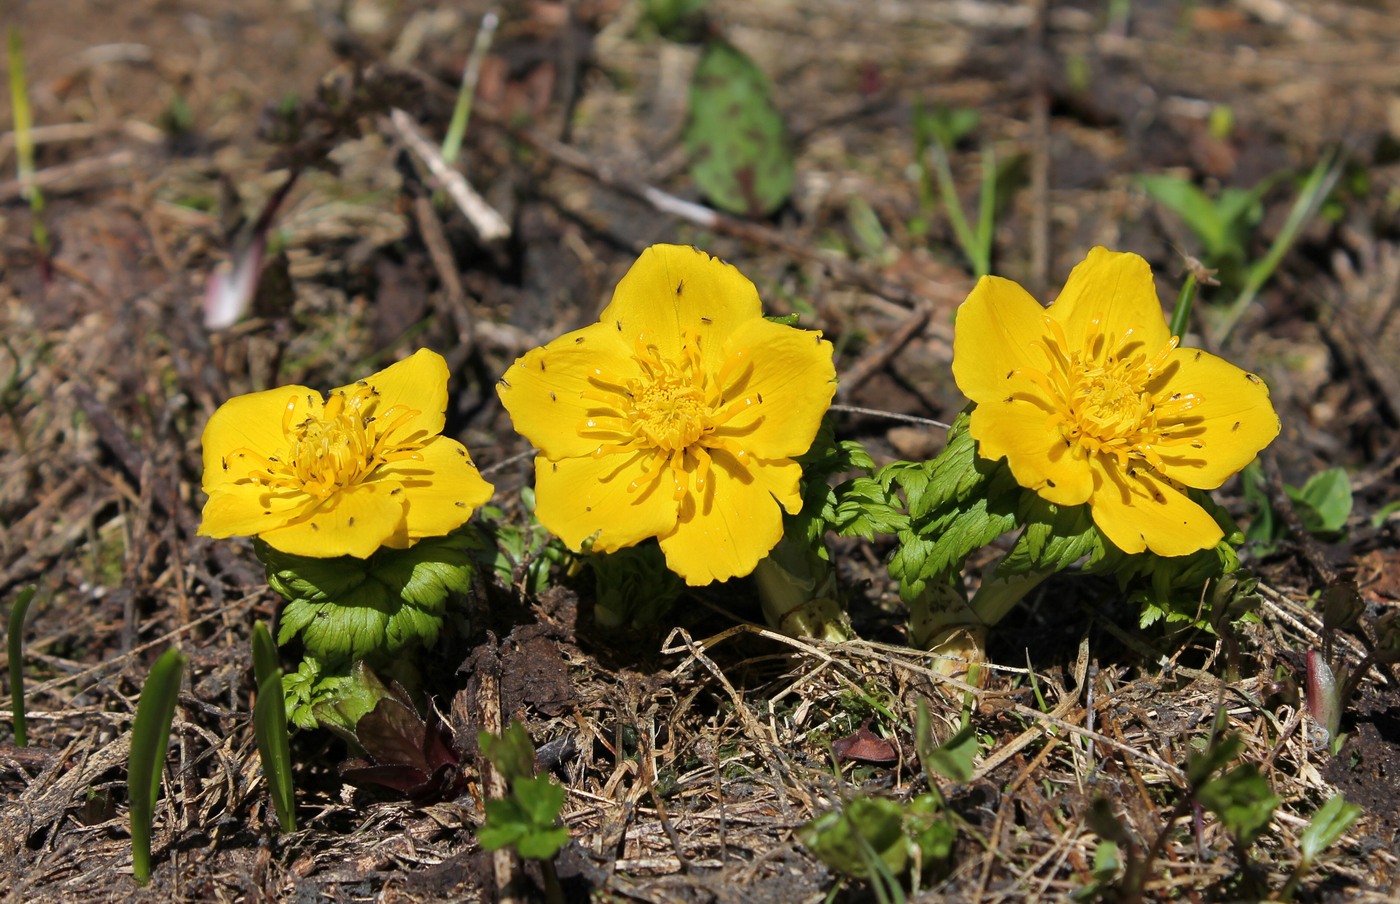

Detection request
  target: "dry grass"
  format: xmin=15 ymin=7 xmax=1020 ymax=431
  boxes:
xmin=3 ymin=0 xmax=1400 ymax=900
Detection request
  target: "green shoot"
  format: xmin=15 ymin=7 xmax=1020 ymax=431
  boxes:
xmin=439 ymin=10 xmax=498 ymax=167
xmin=1168 ymin=271 xmax=1199 ymax=340
xmin=478 ymin=722 xmax=569 ymax=904
xmin=800 ymin=793 xmax=956 ymax=898
xmin=6 ymin=585 xmax=37 ymax=746
xmin=6 ymin=27 xmax=49 ymax=257
xmin=251 ymin=622 xmax=296 ymax=833
xmin=914 ymin=105 xmax=995 ymax=277
xmin=1280 ymin=795 xmax=1362 ymax=901
xmin=1214 ymin=149 xmax=1343 ymax=344
xmin=128 ymin=647 xmax=187 ymax=886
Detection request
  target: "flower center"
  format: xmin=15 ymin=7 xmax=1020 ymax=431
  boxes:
xmin=578 ymin=333 xmax=758 ymax=502
xmin=1019 ymin=317 xmax=1200 ymax=470
xmin=228 ymin=384 xmax=426 ymax=501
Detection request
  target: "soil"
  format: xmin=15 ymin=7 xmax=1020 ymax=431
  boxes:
xmin=4 ymin=0 xmax=1400 ymax=900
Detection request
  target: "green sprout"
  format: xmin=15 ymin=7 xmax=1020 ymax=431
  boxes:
xmin=1138 ymin=151 xmax=1344 ymax=344
xmin=7 ymin=27 xmax=50 ymax=259
xmin=912 ymin=103 xmax=997 ymax=277
xmin=5 ymin=585 xmax=36 ymax=747
xmin=251 ymin=622 xmax=296 ymax=833
xmin=478 ymin=722 xmax=569 ymax=904
xmin=1280 ymin=795 xmax=1362 ymax=901
xmin=128 ymin=647 xmax=187 ymax=885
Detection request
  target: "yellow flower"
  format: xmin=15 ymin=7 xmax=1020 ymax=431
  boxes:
xmin=199 ymin=349 xmax=494 ymax=558
xmin=497 ymin=244 xmax=837 ymax=585
xmin=952 ymin=247 xmax=1279 ymax=556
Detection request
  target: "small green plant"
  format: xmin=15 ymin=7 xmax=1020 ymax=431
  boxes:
xmin=5 ymin=585 xmax=36 ymax=747
xmin=800 ymin=702 xmax=966 ymax=901
xmin=6 ymin=27 xmax=50 ymax=261
xmin=912 ymin=103 xmax=998 ymax=277
xmin=1138 ymin=151 xmax=1343 ymax=343
xmin=1088 ymin=717 xmax=1279 ymax=900
xmin=128 ymin=647 xmax=187 ymax=886
xmin=251 ymin=622 xmax=296 ymax=833
xmin=478 ymin=722 xmax=570 ymax=904
xmin=1280 ymin=795 xmax=1362 ymax=901
xmin=1244 ymin=463 xmax=1353 ymax=547
xmin=683 ymin=39 xmax=795 ymax=218
xmin=800 ymin=794 xmax=956 ymax=902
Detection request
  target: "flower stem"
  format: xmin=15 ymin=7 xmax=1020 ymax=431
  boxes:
xmin=909 ymin=567 xmax=1053 ymax=682
xmin=752 ymin=537 xmax=852 ymax=642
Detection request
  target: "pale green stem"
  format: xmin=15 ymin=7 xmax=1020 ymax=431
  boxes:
xmin=909 ymin=568 xmax=1053 ymax=681
xmin=752 ymin=539 xmax=853 ymax=643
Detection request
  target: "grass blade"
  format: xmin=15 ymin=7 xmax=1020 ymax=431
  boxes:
xmin=1212 ymin=149 xmax=1342 ymax=345
xmin=6 ymin=585 xmax=37 ymax=746
xmin=6 ymin=28 xmax=49 ymax=256
xmin=251 ymin=622 xmax=297 ymax=832
xmin=129 ymin=647 xmax=187 ymax=885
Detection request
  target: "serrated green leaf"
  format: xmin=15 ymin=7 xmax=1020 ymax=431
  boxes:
xmin=683 ymin=40 xmax=794 ymax=218
xmin=1000 ymin=496 xmax=1098 ymax=575
xmin=262 ymin=531 xmax=476 ymax=665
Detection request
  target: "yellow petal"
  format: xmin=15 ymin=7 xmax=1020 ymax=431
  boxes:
xmin=338 ymin=348 xmax=449 ymax=443
xmin=709 ymin=317 xmax=836 ymax=459
xmin=198 ymin=485 xmax=312 ymax=539
xmin=1052 ymin=247 xmax=1172 ymax=353
xmin=533 ymin=452 xmax=680 ymax=553
xmin=1089 ymin=460 xmax=1223 ymax=556
xmin=1152 ymin=348 xmax=1280 ymax=489
xmin=599 ymin=245 xmax=763 ymax=361
xmin=201 ymin=385 xmax=322 ymax=493
xmin=373 ymin=437 xmax=494 ymax=543
xmin=951 ymin=275 xmax=1054 ymax=406
xmin=968 ymin=389 xmax=1094 ymax=506
xmin=257 ymin=483 xmax=408 ymax=558
xmin=498 ymin=323 xmax=638 ymax=459
xmin=659 ymin=454 xmax=801 ymax=585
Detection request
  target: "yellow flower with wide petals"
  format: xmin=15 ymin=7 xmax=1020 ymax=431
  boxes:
xmin=199 ymin=349 xmax=494 ymax=558
xmin=497 ymin=244 xmax=837 ymax=585
xmin=952 ymin=247 xmax=1279 ymax=557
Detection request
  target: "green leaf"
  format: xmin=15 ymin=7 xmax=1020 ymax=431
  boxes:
xmin=1186 ymin=729 xmax=1243 ymax=788
xmin=683 ymin=40 xmax=794 ymax=218
xmin=478 ymin=774 xmax=569 ymax=861
xmin=1298 ymin=794 xmax=1361 ymax=865
xmin=251 ymin=622 xmax=296 ymax=832
xmin=914 ymin=103 xmax=979 ymax=149
xmin=921 ymin=722 xmax=976 ymax=783
xmin=1000 ymin=496 xmax=1099 ymax=575
xmin=1194 ymin=764 xmax=1278 ymax=846
xmin=799 ymin=796 xmax=911 ymax=880
xmin=478 ymin=797 xmax=529 ymax=851
xmin=1286 ymin=467 xmax=1352 ymax=536
xmin=590 ymin=541 xmax=685 ymax=627
xmin=262 ymin=529 xmax=477 ymax=666
xmin=128 ymin=647 xmax=187 ymax=885
xmin=1137 ymin=175 xmax=1226 ymax=256
xmin=480 ymin=721 xmax=537 ymax=784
